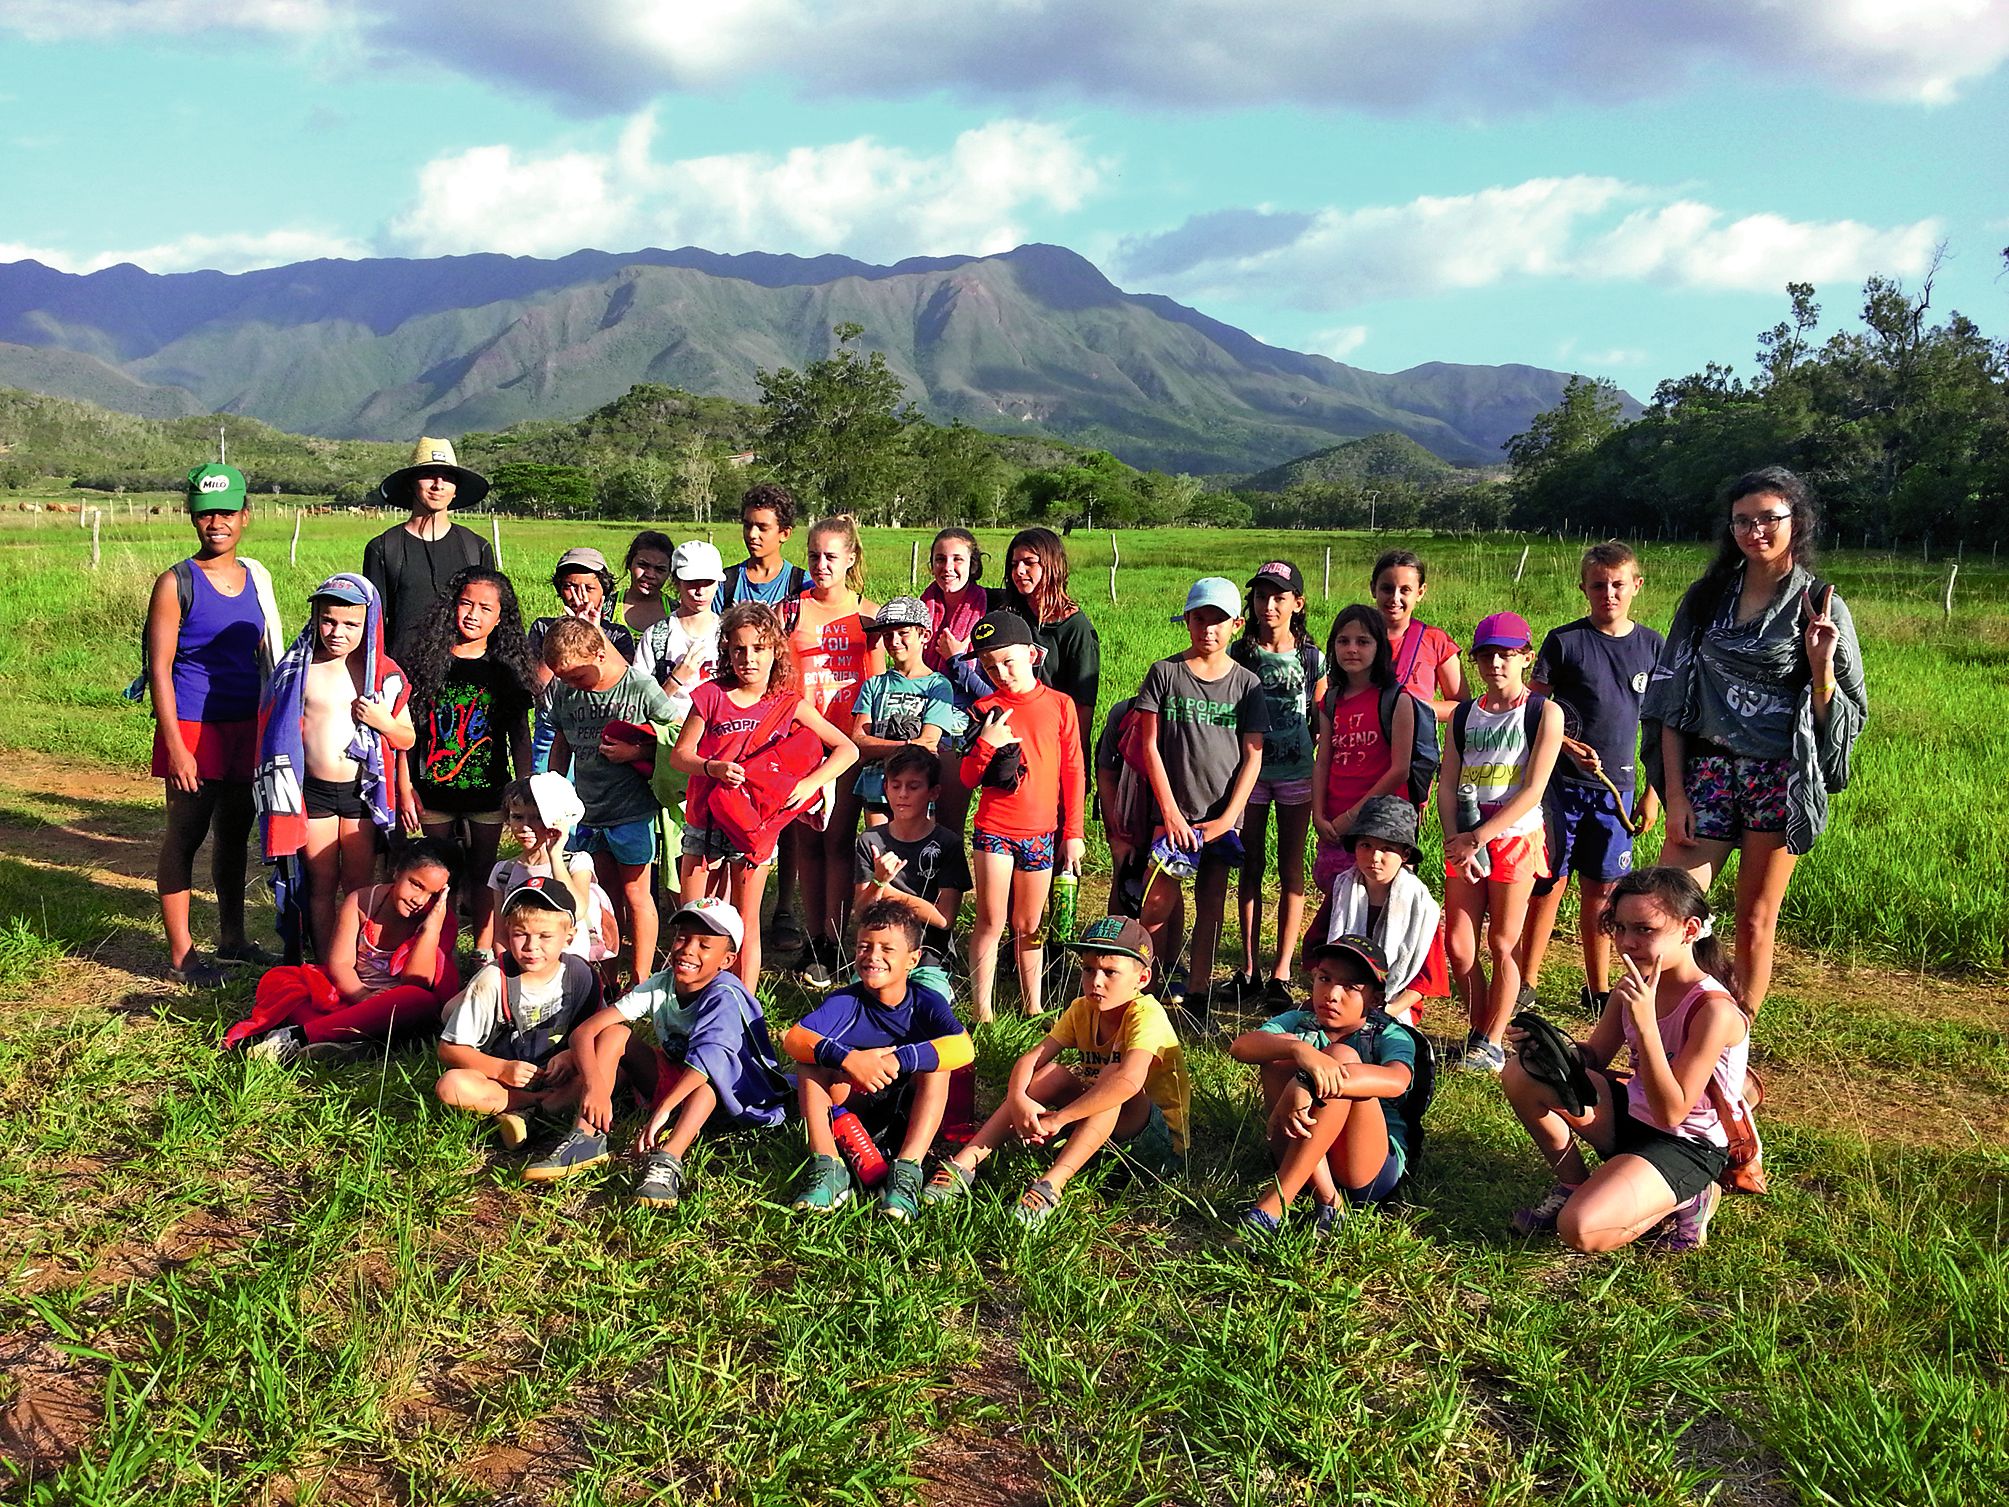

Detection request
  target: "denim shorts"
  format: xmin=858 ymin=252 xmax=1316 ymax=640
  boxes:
xmin=570 ymin=815 xmax=657 ymax=868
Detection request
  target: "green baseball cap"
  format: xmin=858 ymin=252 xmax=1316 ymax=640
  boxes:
xmin=186 ymin=463 xmax=248 ymax=513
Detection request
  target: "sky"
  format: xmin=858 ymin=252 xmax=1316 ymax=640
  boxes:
xmin=1 ymin=1 xmax=2005 ymax=400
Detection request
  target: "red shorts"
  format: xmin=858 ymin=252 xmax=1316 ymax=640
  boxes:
xmin=1445 ymin=829 xmax=1549 ymax=886
xmin=152 ymin=718 xmax=258 ymax=783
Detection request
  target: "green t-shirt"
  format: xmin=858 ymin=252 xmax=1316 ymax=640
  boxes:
xmin=547 ymin=666 xmax=678 ymax=825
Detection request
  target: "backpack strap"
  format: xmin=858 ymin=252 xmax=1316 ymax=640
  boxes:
xmin=1393 ymin=623 xmax=1427 ymax=690
xmin=1451 ymin=697 xmax=1472 ymax=758
xmin=173 ymin=558 xmax=195 ymax=619
xmin=1521 ymin=691 xmax=1547 ymax=746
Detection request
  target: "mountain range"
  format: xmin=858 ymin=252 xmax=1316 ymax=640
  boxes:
xmin=0 ymin=244 xmax=1625 ymax=475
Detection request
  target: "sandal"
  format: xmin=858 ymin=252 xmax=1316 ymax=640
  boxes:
xmin=1014 ymin=1178 xmax=1061 ymax=1227
xmin=920 ymin=1159 xmax=975 ymax=1207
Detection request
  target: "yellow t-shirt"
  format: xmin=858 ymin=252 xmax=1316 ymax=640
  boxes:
xmin=1046 ymin=993 xmax=1191 ymax=1156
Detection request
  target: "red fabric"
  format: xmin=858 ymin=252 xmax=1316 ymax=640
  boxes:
xmin=961 ymin=682 xmax=1085 ymax=841
xmin=792 ymin=606 xmax=870 ymax=717
xmin=1322 ymin=683 xmax=1391 ymax=816
xmin=153 ymin=718 xmax=258 ymax=782
xmin=706 ymin=726 xmax=826 ymax=863
xmin=223 ymin=912 xmax=458 ymax=1049
xmin=684 ymin=683 xmax=803 ymax=828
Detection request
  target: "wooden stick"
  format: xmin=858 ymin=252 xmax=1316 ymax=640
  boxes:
xmin=910 ymin=538 xmax=920 ymax=590
xmin=90 ymin=509 xmax=101 ymax=568
xmin=1109 ymin=532 xmax=1119 ymax=606
xmin=1323 ymin=546 xmax=1331 ymax=600
xmin=491 ymin=514 xmax=503 ymax=568
xmin=1944 ymin=563 xmax=1958 ymax=619
xmin=291 ymin=509 xmax=302 ymax=565
xmin=1514 ymin=543 xmax=1530 ymax=582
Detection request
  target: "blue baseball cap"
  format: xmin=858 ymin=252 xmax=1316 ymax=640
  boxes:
xmin=309 ymin=575 xmax=370 ymax=607
xmin=1173 ymin=576 xmax=1243 ymax=623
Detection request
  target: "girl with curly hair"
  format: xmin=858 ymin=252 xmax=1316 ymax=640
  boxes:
xmin=669 ymin=602 xmax=857 ymax=986
xmin=398 ymin=567 xmax=537 ymax=928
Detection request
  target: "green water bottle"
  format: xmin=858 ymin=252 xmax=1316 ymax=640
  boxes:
xmin=1047 ymin=868 xmax=1079 ymax=948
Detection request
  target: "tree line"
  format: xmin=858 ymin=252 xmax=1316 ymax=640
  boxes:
xmin=1502 ymin=258 xmax=2009 ymax=549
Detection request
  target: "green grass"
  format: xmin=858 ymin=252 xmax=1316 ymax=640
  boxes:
xmin=2 ymin=512 xmax=2007 ymax=1503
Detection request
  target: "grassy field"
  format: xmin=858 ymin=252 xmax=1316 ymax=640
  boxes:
xmin=1 ymin=508 xmax=2005 ymax=1505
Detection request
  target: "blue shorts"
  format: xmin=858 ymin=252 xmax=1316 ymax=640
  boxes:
xmin=1342 ymin=1138 xmax=1407 ymax=1206
xmin=571 ymin=816 xmax=658 ymax=868
xmin=1533 ymin=781 xmax=1635 ymax=895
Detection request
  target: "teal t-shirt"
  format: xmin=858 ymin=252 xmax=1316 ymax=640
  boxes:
xmin=1258 ymin=1008 xmax=1418 ymax=1161
xmin=851 ymin=668 xmax=967 ymax=803
xmin=1244 ymin=643 xmax=1323 ymax=783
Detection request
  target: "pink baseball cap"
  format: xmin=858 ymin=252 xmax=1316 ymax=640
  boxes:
xmin=1472 ymin=612 xmax=1532 ymax=651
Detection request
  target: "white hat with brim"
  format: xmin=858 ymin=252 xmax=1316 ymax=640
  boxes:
xmin=378 ymin=436 xmax=490 ymax=509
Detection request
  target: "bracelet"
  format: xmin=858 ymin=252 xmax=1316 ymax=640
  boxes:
xmin=1818 ymin=680 xmax=1837 ymax=697
xmin=703 ymin=758 xmax=715 ymax=777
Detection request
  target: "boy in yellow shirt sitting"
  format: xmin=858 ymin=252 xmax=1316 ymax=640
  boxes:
xmin=922 ymin=916 xmax=1190 ymax=1224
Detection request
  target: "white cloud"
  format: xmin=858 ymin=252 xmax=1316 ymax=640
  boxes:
xmin=1314 ymin=325 xmax=1370 ymax=360
xmin=0 ymin=228 xmax=369 ymax=274
xmin=1117 ymin=177 xmax=1944 ymax=308
xmin=4 ymin=1 xmax=2003 ymax=113
xmin=386 ymin=113 xmax=1102 ymax=262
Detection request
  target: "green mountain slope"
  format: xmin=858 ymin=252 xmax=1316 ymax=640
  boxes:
xmin=1239 ymin=431 xmax=1459 ymax=492
xmin=0 ymin=245 xmax=1633 ymax=474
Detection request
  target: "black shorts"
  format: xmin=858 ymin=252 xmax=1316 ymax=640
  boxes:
xmin=1598 ymin=1070 xmax=1729 ymax=1203
xmin=304 ymin=774 xmax=369 ymax=820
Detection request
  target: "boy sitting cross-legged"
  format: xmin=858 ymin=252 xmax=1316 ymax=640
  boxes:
xmin=1229 ymin=934 xmax=1420 ymax=1237
xmin=435 ymin=878 xmax=604 ymax=1148
xmin=782 ymin=901 xmax=974 ymax=1220
xmin=923 ymin=916 xmax=1191 ymax=1225
xmin=527 ymin=898 xmax=792 ymax=1204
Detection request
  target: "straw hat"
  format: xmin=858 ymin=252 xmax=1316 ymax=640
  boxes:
xmin=378 ymin=436 xmax=490 ymax=508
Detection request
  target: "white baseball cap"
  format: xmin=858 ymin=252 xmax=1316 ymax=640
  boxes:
xmin=673 ymin=540 xmax=725 ymax=583
xmin=669 ymin=896 xmax=744 ymax=950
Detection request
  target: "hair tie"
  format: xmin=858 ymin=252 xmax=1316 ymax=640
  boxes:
xmin=1694 ymin=915 xmax=1714 ymax=940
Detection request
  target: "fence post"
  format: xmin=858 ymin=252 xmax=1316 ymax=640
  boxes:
xmin=1109 ymin=532 xmax=1119 ymax=606
xmin=1514 ymin=543 xmax=1530 ymax=583
xmin=1323 ymin=546 xmax=1331 ymax=600
xmin=1944 ymin=564 xmax=1958 ymax=619
xmin=492 ymin=515 xmax=503 ymax=569
xmin=910 ymin=538 xmax=920 ymax=591
xmin=90 ymin=509 xmax=102 ymax=568
xmin=291 ymin=510 xmax=302 ymax=565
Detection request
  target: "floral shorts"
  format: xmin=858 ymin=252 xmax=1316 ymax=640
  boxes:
xmin=972 ymin=827 xmax=1056 ymax=872
xmin=1683 ymin=753 xmax=1790 ymax=841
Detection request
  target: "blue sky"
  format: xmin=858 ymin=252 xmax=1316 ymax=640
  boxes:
xmin=2 ymin=1 xmax=2004 ymax=400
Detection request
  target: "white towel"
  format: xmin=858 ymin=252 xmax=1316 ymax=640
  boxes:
xmin=1326 ymin=865 xmax=1440 ymax=1002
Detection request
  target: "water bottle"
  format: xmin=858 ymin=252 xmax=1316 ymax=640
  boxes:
xmin=1047 ymin=869 xmax=1079 ymax=949
xmin=1455 ymin=782 xmax=1492 ymax=880
xmin=830 ymin=1106 xmax=889 ymax=1187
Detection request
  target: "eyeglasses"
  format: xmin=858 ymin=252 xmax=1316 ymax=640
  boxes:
xmin=1730 ymin=511 xmax=1792 ymax=535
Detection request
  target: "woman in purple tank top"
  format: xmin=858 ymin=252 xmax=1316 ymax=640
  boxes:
xmin=1499 ymin=867 xmax=1751 ymax=1255
xmin=145 ymin=465 xmax=278 ymax=988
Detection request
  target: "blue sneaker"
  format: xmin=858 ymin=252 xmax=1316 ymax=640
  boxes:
xmin=523 ymin=1128 xmax=610 ymax=1183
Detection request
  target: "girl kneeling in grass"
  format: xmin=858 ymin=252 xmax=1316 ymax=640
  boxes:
xmin=1502 ymin=867 xmax=1750 ymax=1254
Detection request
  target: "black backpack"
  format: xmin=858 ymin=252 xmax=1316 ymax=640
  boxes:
xmin=1320 ymin=679 xmax=1441 ymax=809
xmin=123 ymin=559 xmax=198 ymax=703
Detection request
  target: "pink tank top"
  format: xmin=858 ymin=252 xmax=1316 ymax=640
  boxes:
xmin=1623 ymin=976 xmax=1749 ymax=1146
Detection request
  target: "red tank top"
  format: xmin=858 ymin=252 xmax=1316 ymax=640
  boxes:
xmin=792 ymin=601 xmax=869 ymax=718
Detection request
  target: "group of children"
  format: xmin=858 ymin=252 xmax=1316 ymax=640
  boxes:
xmin=144 ymin=450 xmax=1754 ymax=1252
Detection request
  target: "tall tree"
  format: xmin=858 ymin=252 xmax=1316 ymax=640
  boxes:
xmin=757 ymin=323 xmax=913 ymax=516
